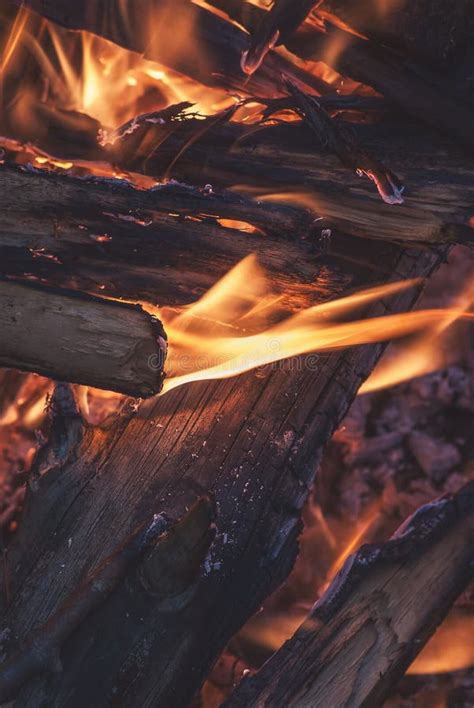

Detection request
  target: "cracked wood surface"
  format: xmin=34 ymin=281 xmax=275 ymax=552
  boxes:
xmin=0 ymin=242 xmax=442 ymax=707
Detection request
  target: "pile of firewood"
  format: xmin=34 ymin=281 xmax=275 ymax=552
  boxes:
xmin=0 ymin=1 xmax=473 ymax=706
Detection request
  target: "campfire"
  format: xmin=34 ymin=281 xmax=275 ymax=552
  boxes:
xmin=0 ymin=0 xmax=473 ymax=706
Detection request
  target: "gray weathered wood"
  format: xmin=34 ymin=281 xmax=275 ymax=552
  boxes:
xmin=0 ymin=280 xmax=166 ymax=396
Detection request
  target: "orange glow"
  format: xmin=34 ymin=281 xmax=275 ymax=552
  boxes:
xmin=137 ymin=256 xmax=474 ymax=396
xmin=361 ymin=278 xmax=474 ymax=393
xmin=408 ymin=611 xmax=474 ymax=675
xmin=0 ymin=7 xmax=233 ymax=135
xmin=324 ymin=506 xmax=381 ymax=582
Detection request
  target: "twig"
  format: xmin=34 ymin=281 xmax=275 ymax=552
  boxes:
xmin=283 ymin=80 xmax=404 ymax=204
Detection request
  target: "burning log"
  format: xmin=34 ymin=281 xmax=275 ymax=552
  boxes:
xmin=225 ymin=482 xmax=474 ymax=707
xmin=207 ymin=0 xmax=474 ymax=152
xmin=0 ymin=280 xmax=166 ymax=397
xmin=0 ymin=241 xmax=444 ymax=706
xmin=10 ymin=0 xmax=328 ymax=98
xmin=0 ymin=163 xmax=323 ymax=307
xmin=1 ymin=124 xmax=473 ymax=309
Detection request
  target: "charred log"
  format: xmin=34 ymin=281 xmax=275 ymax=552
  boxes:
xmin=0 ymin=163 xmax=323 ymax=308
xmin=0 ymin=280 xmax=166 ymax=397
xmin=0 ymin=242 xmax=444 ymax=707
xmin=225 ymin=483 xmax=474 ymax=707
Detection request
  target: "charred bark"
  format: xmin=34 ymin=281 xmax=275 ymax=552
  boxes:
xmin=0 ymin=129 xmax=472 ymax=312
xmin=0 ymin=280 xmax=166 ymax=397
xmin=225 ymin=483 xmax=474 ymax=707
xmin=0 ymin=241 xmax=444 ymax=707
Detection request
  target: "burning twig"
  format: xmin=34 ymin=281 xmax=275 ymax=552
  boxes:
xmin=241 ymin=0 xmax=321 ymax=75
xmin=282 ymin=80 xmax=404 ymax=204
xmin=225 ymin=482 xmax=474 ymax=707
xmin=0 ymin=280 xmax=167 ymax=397
xmin=0 ymin=512 xmax=171 ymax=703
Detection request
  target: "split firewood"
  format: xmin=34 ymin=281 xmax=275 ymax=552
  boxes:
xmin=0 ymin=280 xmax=167 ymax=397
xmin=0 ymin=242 xmax=444 ymax=707
xmin=225 ymin=482 xmax=474 ymax=707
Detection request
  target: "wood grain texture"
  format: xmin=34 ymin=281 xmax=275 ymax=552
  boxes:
xmin=0 ymin=242 xmax=443 ymax=707
xmin=0 ymin=280 xmax=166 ymax=396
xmin=0 ymin=127 xmax=472 ymax=312
xmin=225 ymin=483 xmax=474 ymax=707
xmin=0 ymin=163 xmax=321 ymax=309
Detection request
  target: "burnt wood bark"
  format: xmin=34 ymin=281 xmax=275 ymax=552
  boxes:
xmin=0 ymin=240 xmax=444 ymax=707
xmin=225 ymin=482 xmax=474 ymax=707
xmin=0 ymin=280 xmax=166 ymax=397
xmin=0 ymin=163 xmax=323 ymax=309
xmin=0 ymin=128 xmax=472 ymax=311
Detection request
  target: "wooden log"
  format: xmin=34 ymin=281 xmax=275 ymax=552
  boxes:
xmin=0 ymin=280 xmax=166 ymax=397
xmin=149 ymin=123 xmax=474 ymax=245
xmin=0 ymin=126 xmax=473 ymax=312
xmin=0 ymin=163 xmax=324 ymax=309
xmin=0 ymin=241 xmax=444 ymax=707
xmin=225 ymin=482 xmax=474 ymax=707
xmin=206 ymin=0 xmax=474 ymax=152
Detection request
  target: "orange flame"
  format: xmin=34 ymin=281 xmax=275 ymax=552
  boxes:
xmin=361 ymin=279 xmax=474 ymax=393
xmin=0 ymin=7 xmax=232 ymax=133
xmin=408 ymin=610 xmax=474 ymax=675
xmin=141 ymin=256 xmax=474 ymax=396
